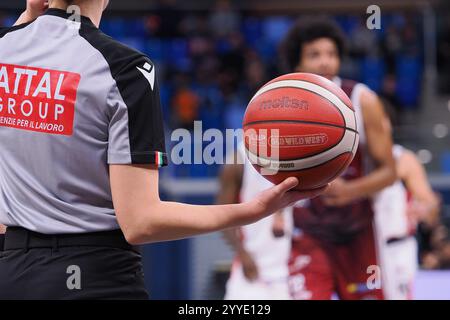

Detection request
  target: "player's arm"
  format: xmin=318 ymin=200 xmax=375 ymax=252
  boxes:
xmin=216 ymin=159 xmax=259 ymax=280
xmin=324 ymin=89 xmax=396 ymax=206
xmin=111 ymin=165 xmax=323 ymax=245
xmin=398 ymin=150 xmax=441 ymax=226
xmin=108 ymin=55 xmax=326 ymax=245
xmin=271 ymin=210 xmax=285 ymax=237
xmin=13 ymin=0 xmax=48 ymax=26
xmin=350 ymin=89 xmax=397 ymax=196
xmin=0 ymin=224 xmax=6 ymax=234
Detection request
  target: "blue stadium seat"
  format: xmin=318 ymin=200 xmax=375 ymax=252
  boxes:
xmin=146 ymin=39 xmax=166 ymax=62
xmin=168 ymin=39 xmax=191 ymax=71
xmin=242 ymin=17 xmax=262 ymax=46
xmin=159 ymin=84 xmax=173 ymax=123
xmin=361 ymin=57 xmax=385 ymax=93
xmin=3 ymin=16 xmax=18 ymax=27
xmin=395 ymin=55 xmax=422 ymax=108
xmin=334 ymin=16 xmax=359 ymax=36
xmin=125 ymin=18 xmax=148 ymax=38
xmin=441 ymin=151 xmax=450 ymax=173
xmin=254 ymin=39 xmax=276 ymax=63
xmin=261 ymin=17 xmax=292 ymax=45
xmin=193 ymin=85 xmax=224 ymax=131
xmin=118 ymin=37 xmax=146 ymax=52
xmin=100 ymin=18 xmax=127 ymax=38
xmin=215 ymin=38 xmax=232 ymax=54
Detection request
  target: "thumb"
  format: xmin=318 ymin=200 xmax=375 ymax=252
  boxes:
xmin=273 ymin=177 xmax=299 ymax=195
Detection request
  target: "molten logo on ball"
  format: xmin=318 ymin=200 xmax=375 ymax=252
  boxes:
xmin=259 ymin=96 xmax=309 ymax=110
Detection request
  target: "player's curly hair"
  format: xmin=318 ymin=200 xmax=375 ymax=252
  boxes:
xmin=281 ymin=17 xmax=346 ymax=72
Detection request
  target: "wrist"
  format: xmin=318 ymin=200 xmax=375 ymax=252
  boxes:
xmin=345 ymin=181 xmax=362 ymax=201
xmin=229 ymin=202 xmax=260 ymax=227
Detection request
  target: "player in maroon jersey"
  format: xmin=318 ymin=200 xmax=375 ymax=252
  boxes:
xmin=282 ymin=18 xmax=397 ymax=300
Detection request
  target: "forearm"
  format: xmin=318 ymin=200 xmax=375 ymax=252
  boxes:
xmin=347 ymin=165 xmax=396 ymax=199
xmin=126 ymin=201 xmax=255 ymax=244
xmin=0 ymin=224 xmax=6 ymax=234
xmin=416 ymin=194 xmax=441 ymax=227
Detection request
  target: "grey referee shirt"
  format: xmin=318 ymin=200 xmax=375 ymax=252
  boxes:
xmin=0 ymin=9 xmax=167 ymax=234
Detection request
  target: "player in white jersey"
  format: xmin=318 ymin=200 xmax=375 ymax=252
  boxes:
xmin=374 ymin=145 xmax=416 ymax=300
xmin=375 ymin=144 xmax=440 ymax=299
xmin=217 ymin=143 xmax=293 ymax=300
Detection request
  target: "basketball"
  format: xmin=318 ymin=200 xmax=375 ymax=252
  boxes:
xmin=242 ymin=72 xmax=359 ymax=191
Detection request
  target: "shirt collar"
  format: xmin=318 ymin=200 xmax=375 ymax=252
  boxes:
xmin=43 ymin=8 xmax=96 ymax=28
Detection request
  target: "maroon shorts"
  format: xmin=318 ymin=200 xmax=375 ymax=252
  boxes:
xmin=288 ymin=223 xmax=384 ymax=300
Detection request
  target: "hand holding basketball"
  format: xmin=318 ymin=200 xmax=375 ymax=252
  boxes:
xmin=247 ymin=177 xmax=328 ymax=223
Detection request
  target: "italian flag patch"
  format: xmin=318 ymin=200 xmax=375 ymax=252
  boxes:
xmin=154 ymin=151 xmax=164 ymax=167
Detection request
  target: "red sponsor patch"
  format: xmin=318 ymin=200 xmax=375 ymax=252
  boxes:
xmin=0 ymin=63 xmax=80 ymax=135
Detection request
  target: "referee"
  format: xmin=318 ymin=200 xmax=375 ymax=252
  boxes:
xmin=0 ymin=0 xmax=325 ymax=299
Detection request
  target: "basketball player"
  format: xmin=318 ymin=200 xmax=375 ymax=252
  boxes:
xmin=282 ymin=18 xmax=397 ymax=300
xmin=0 ymin=1 xmax=325 ymax=299
xmin=374 ymin=144 xmax=439 ymax=299
xmin=218 ymin=144 xmax=294 ymax=300
xmin=396 ymin=146 xmax=440 ymax=230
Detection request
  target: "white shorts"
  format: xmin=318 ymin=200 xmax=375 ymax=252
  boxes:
xmin=378 ymin=236 xmax=418 ymax=300
xmin=224 ymin=266 xmax=292 ymax=300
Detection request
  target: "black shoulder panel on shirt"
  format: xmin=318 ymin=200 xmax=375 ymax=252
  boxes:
xmin=78 ymin=24 xmax=167 ymax=165
xmin=78 ymin=23 xmax=146 ymax=79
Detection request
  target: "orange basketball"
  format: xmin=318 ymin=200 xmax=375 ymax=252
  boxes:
xmin=242 ymin=72 xmax=359 ymax=191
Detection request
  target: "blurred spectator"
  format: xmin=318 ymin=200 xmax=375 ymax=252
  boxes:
xmin=350 ymin=18 xmax=380 ymax=58
xmin=437 ymin=11 xmax=450 ymax=93
xmin=189 ymin=35 xmax=215 ymax=62
xmin=381 ymin=73 xmax=402 ymax=121
xmin=148 ymin=0 xmax=183 ymax=38
xmin=209 ymin=0 xmax=241 ymax=38
xmin=217 ymin=33 xmax=245 ymax=96
xmin=171 ymin=80 xmax=200 ymax=130
xmin=240 ymin=55 xmax=268 ymax=100
xmin=382 ymin=25 xmax=403 ymax=73
xmin=192 ymin=56 xmax=224 ymax=131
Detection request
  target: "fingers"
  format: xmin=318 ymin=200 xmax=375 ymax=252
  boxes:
xmin=274 ymin=177 xmax=299 ymax=195
xmin=301 ymin=184 xmax=329 ymax=198
xmin=286 ymin=184 xmax=329 ymax=205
